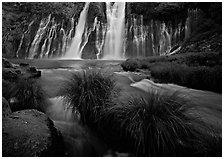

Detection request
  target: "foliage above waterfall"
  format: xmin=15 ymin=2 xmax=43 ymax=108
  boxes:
xmin=128 ymin=2 xmax=221 ymax=24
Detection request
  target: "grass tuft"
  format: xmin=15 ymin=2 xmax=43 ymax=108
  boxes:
xmin=101 ymin=91 xmax=221 ymax=156
xmin=150 ymin=63 xmax=222 ymax=93
xmin=60 ymin=68 xmax=119 ymax=126
xmin=120 ymin=52 xmax=221 ymax=93
xmin=60 ymin=68 xmax=221 ymax=156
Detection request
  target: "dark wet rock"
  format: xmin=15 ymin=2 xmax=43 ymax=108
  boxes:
xmin=8 ymin=97 xmax=19 ymax=112
xmin=121 ymin=59 xmax=139 ymax=72
xmin=2 ymin=109 xmax=64 ymax=157
xmin=3 ymin=68 xmax=19 ymax=81
xmin=2 ymin=97 xmax=12 ymax=117
xmin=28 ymin=66 xmax=37 ymax=73
xmin=14 ymin=69 xmax=22 ymax=74
xmin=25 ymin=66 xmax=41 ymax=78
xmin=2 ymin=63 xmax=41 ymax=80
xmin=19 ymin=63 xmax=29 ymax=67
xmin=2 ymin=58 xmax=13 ymax=68
xmin=2 ymin=79 xmax=14 ymax=99
xmin=32 ymin=70 xmax=41 ymax=78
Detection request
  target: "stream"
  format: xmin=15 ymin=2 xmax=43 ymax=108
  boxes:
xmin=10 ymin=59 xmax=222 ymax=156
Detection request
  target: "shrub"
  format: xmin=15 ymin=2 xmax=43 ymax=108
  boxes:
xmin=5 ymin=78 xmax=47 ymax=112
xmin=102 ymin=91 xmax=221 ymax=156
xmin=150 ymin=63 xmax=222 ymax=93
xmin=183 ymin=52 xmax=221 ymax=67
xmin=121 ymin=59 xmax=140 ymax=72
xmin=121 ymin=52 xmax=221 ymax=72
xmin=60 ymin=68 xmax=119 ymax=126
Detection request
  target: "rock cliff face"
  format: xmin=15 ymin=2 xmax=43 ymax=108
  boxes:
xmin=2 ymin=2 xmax=221 ymax=59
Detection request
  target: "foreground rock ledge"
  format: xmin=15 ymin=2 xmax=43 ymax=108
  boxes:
xmin=2 ymin=109 xmax=64 ymax=157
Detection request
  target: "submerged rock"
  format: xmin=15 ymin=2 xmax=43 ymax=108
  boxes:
xmin=2 ymin=97 xmax=12 ymax=117
xmin=2 ymin=109 xmax=64 ymax=157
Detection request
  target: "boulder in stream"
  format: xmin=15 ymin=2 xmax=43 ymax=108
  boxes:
xmin=2 ymin=109 xmax=64 ymax=157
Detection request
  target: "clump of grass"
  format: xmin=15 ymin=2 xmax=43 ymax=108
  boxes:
xmin=150 ymin=63 xmax=222 ymax=93
xmin=60 ymin=68 xmax=119 ymax=126
xmin=121 ymin=59 xmax=140 ymax=72
xmin=59 ymin=68 xmax=221 ymax=156
xmin=102 ymin=91 xmax=221 ymax=156
xmin=5 ymin=78 xmax=47 ymax=112
xmin=121 ymin=52 xmax=221 ymax=72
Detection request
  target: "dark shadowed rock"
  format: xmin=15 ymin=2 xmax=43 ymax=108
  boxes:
xmin=28 ymin=66 xmax=37 ymax=73
xmin=2 ymin=68 xmax=19 ymax=81
xmin=2 ymin=97 xmax=12 ymax=117
xmin=25 ymin=66 xmax=41 ymax=78
xmin=2 ymin=79 xmax=14 ymax=99
xmin=2 ymin=109 xmax=64 ymax=157
xmin=14 ymin=69 xmax=22 ymax=74
xmin=32 ymin=70 xmax=41 ymax=78
xmin=2 ymin=58 xmax=13 ymax=68
xmin=19 ymin=63 xmax=29 ymax=67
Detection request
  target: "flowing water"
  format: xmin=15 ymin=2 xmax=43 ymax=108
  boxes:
xmin=9 ymin=58 xmax=221 ymax=156
xmin=22 ymin=3 xmax=199 ymax=60
xmin=64 ymin=2 xmax=90 ymax=59
xmin=102 ymin=2 xmax=126 ymax=60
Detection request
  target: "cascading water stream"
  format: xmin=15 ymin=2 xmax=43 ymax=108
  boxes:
xmin=16 ymin=21 xmax=35 ymax=58
xmin=21 ymin=3 xmax=200 ymax=60
xmin=102 ymin=2 xmax=126 ymax=60
xmin=79 ymin=17 xmax=98 ymax=55
xmin=40 ymin=18 xmax=58 ymax=58
xmin=64 ymin=2 xmax=90 ymax=59
xmin=95 ymin=21 xmax=106 ymax=59
xmin=29 ymin=14 xmax=51 ymax=58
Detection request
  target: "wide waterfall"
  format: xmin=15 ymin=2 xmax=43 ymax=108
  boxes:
xmin=19 ymin=3 xmax=200 ymax=59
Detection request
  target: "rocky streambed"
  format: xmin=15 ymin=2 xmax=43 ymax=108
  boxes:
xmin=2 ymin=59 xmax=222 ymax=156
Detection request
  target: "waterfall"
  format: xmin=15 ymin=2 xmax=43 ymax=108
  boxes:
xmin=131 ymin=15 xmax=148 ymax=57
xmin=159 ymin=22 xmax=171 ymax=55
xmin=185 ymin=8 xmax=199 ymax=40
xmin=79 ymin=17 xmax=98 ymax=55
xmin=40 ymin=18 xmax=57 ymax=58
xmin=29 ymin=14 xmax=51 ymax=58
xmin=64 ymin=2 xmax=90 ymax=59
xmin=23 ymin=3 xmax=200 ymax=60
xmin=16 ymin=34 xmax=25 ymax=58
xmin=102 ymin=2 xmax=126 ymax=60
xmin=133 ymin=16 xmax=140 ymax=57
xmin=95 ymin=21 xmax=107 ymax=59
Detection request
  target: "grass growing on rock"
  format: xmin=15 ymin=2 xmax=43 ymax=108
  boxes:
xmin=60 ymin=68 xmax=119 ymax=126
xmin=150 ymin=63 xmax=222 ymax=93
xmin=60 ymin=68 xmax=221 ymax=156
xmin=121 ymin=52 xmax=222 ymax=93
xmin=102 ymin=91 xmax=221 ymax=156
